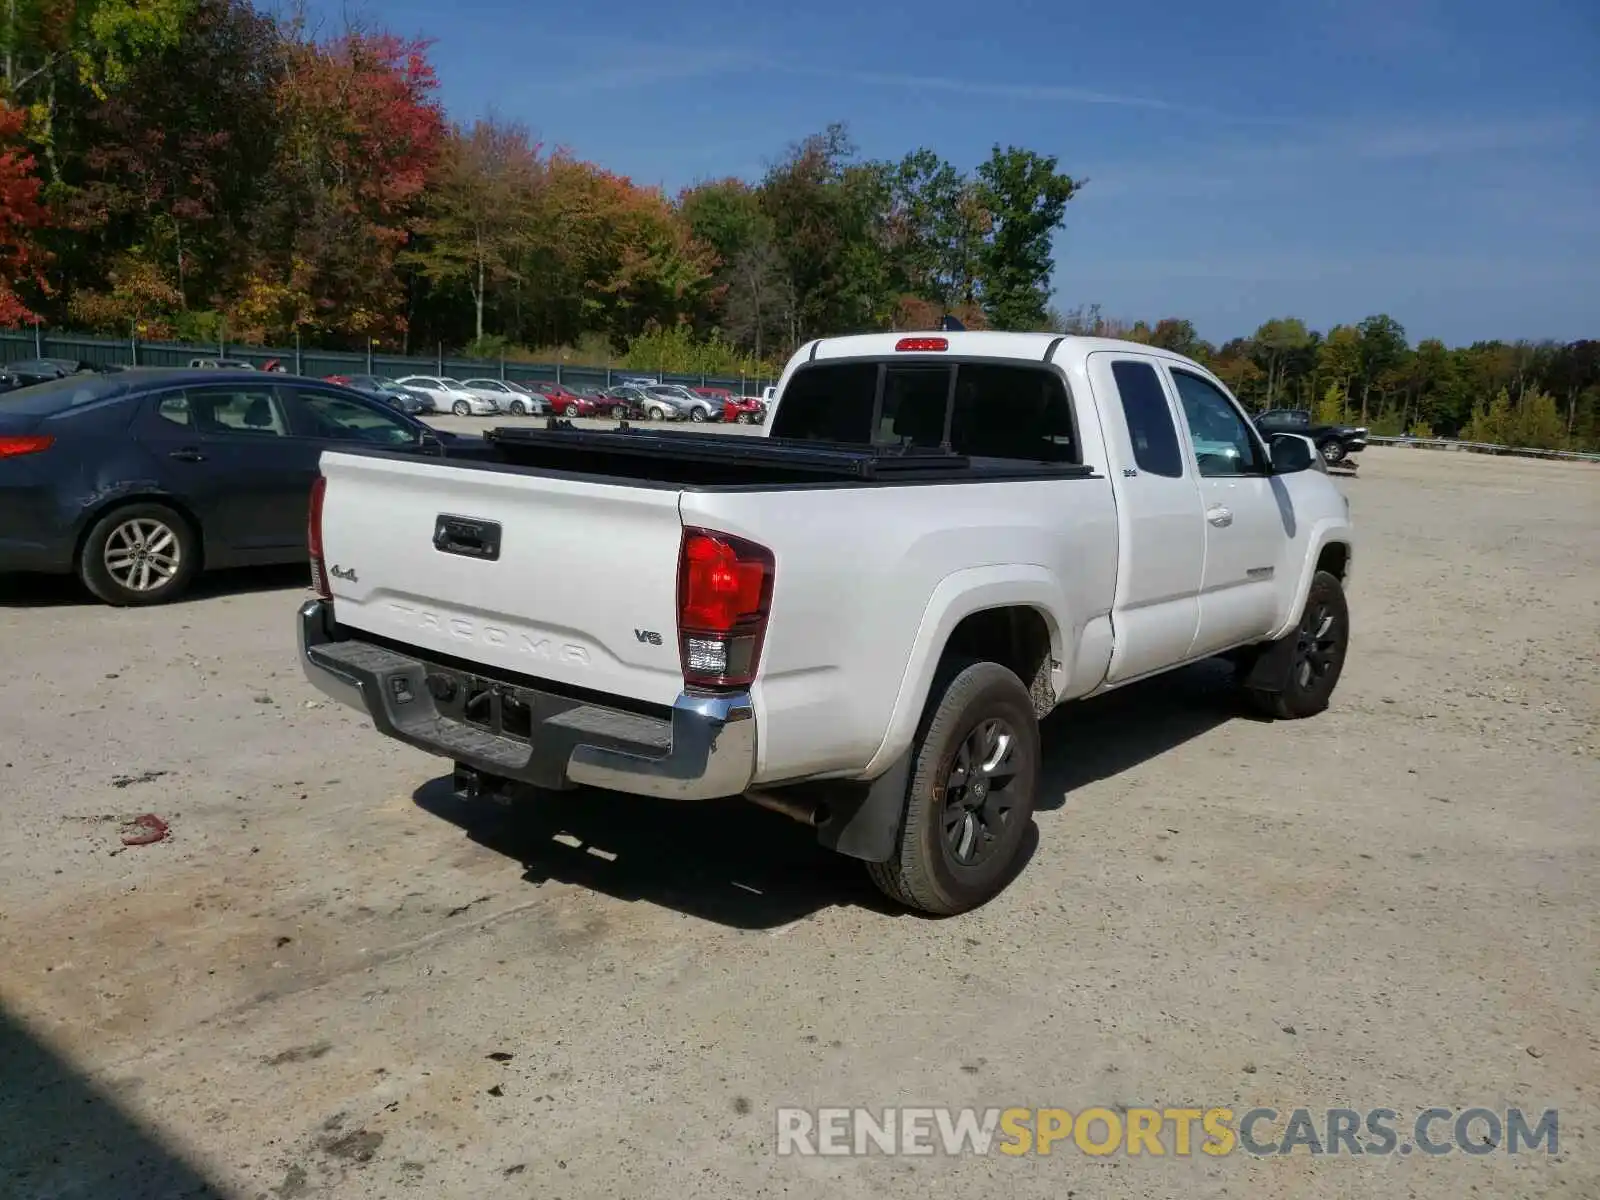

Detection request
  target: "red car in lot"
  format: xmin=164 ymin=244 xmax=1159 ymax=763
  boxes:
xmin=722 ymin=395 xmax=766 ymax=424
xmin=529 ymin=381 xmax=597 ymax=418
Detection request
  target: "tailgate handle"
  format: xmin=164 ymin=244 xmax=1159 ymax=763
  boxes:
xmin=433 ymin=515 xmax=502 ymax=561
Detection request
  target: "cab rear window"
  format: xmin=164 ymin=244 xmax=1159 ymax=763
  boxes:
xmin=770 ymin=360 xmax=1078 ymax=463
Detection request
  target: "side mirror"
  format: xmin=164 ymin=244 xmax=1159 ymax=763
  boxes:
xmin=1269 ymin=433 xmax=1316 ymax=474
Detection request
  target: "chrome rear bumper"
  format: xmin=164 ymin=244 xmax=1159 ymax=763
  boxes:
xmin=298 ymin=598 xmax=755 ymax=800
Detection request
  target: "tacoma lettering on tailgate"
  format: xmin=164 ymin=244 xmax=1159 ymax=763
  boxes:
xmin=385 ymin=602 xmax=591 ymax=665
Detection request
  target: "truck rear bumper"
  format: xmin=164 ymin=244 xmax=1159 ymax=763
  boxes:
xmin=297 ymin=598 xmax=755 ymax=800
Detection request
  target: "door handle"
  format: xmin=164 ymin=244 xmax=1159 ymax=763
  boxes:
xmin=168 ymin=447 xmax=207 ymax=463
xmin=1206 ymin=505 xmax=1234 ymax=528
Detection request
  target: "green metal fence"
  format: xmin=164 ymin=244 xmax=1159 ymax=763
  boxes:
xmin=0 ymin=328 xmax=776 ymax=396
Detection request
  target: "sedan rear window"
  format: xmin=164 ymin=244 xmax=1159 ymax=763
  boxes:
xmin=0 ymin=374 xmax=127 ymax=416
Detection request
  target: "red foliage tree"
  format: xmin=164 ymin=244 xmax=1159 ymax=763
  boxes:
xmin=0 ymin=103 xmax=49 ymax=326
xmin=263 ymin=30 xmax=446 ymax=341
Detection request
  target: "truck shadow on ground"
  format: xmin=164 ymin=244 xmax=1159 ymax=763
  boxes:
xmin=0 ymin=563 xmax=310 ymax=609
xmin=1035 ymin=657 xmax=1252 ymax=808
xmin=413 ymin=659 xmax=1251 ymax=929
xmin=0 ymin=1004 xmax=226 ymax=1200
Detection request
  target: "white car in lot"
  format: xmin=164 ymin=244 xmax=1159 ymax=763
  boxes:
xmin=460 ymin=379 xmax=547 ymax=416
xmin=395 ymin=376 xmax=497 ymax=417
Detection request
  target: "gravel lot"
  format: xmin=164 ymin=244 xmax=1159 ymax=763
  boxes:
xmin=1 ymin=446 xmax=1595 ymax=1199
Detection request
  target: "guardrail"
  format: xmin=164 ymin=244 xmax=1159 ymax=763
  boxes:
xmin=1366 ymin=435 xmax=1600 ymax=464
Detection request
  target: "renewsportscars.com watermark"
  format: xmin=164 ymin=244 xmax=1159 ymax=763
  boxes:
xmin=776 ymin=1106 xmax=1559 ymax=1158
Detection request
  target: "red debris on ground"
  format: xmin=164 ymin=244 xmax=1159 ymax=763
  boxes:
xmin=119 ymin=814 xmax=170 ymax=846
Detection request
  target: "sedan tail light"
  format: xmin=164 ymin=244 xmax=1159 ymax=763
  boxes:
xmin=0 ymin=434 xmax=54 ymax=458
xmin=677 ymin=528 xmax=775 ymax=690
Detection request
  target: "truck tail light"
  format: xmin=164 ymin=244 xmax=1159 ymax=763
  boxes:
xmin=307 ymin=475 xmax=331 ymax=600
xmin=677 ymin=528 xmax=774 ymax=690
xmin=0 ymin=434 xmax=53 ymax=458
xmin=895 ymin=336 xmax=947 ymax=352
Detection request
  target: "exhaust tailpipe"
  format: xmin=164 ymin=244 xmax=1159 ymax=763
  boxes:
xmin=744 ymin=790 xmax=829 ymax=827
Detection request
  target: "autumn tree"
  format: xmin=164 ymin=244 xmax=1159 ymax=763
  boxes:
xmin=1145 ymin=317 xmax=1208 ymax=360
xmin=67 ymin=0 xmax=280 ymax=316
xmin=0 ymin=100 xmax=46 ymax=322
xmin=2 ymin=0 xmax=196 ymax=182
xmin=760 ymin=124 xmax=896 ymax=342
xmin=407 ymin=118 xmax=541 ymax=345
xmin=264 ymin=29 xmax=445 ymax=343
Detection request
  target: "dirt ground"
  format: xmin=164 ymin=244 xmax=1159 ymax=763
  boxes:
xmin=1 ymin=446 xmax=1595 ymax=1199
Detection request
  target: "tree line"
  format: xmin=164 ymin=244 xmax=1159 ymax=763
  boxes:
xmin=0 ymin=0 xmax=1594 ymax=449
xmin=1062 ymin=310 xmax=1599 ymax=450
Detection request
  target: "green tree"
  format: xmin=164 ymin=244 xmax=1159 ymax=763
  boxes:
xmin=1511 ymin=388 xmax=1565 ymax=449
xmin=1251 ymin=317 xmax=1312 ymax=406
xmin=1463 ymin=387 xmax=1515 ymax=443
xmin=973 ymin=145 xmax=1080 ymax=330
xmin=1356 ymin=313 xmax=1408 ymax=422
xmin=1315 ymin=382 xmax=1347 ymax=425
xmin=1318 ymin=324 xmax=1362 ymax=394
xmin=891 ymin=147 xmax=987 ymax=315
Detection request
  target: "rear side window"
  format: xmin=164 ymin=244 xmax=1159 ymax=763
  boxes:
xmin=769 ymin=363 xmax=877 ymax=443
xmin=950 ymin=363 xmax=1077 ymax=462
xmin=1110 ymin=360 xmax=1183 ymax=478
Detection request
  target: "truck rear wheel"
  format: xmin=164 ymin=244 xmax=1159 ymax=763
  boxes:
xmin=867 ymin=661 xmax=1039 ymax=915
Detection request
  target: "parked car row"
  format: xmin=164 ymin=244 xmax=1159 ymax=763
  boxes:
xmin=322 ymin=373 xmax=768 ymax=424
xmin=0 ymin=358 xmax=122 ymax=392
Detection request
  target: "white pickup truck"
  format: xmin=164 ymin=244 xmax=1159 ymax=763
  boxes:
xmin=299 ymin=332 xmax=1353 ymax=914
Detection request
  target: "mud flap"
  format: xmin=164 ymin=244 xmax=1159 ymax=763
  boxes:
xmin=1240 ymin=630 xmax=1298 ymax=694
xmin=813 ymin=752 xmax=913 ymax=863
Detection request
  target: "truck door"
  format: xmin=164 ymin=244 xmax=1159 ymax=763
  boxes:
xmin=1086 ymin=352 xmax=1207 ymax=683
xmin=1163 ymin=366 xmax=1285 ymax=657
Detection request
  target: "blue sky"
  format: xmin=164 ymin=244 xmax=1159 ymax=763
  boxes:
xmin=313 ymin=0 xmax=1597 ymax=346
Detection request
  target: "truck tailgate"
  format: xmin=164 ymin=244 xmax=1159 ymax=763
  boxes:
xmin=317 ymin=450 xmax=686 ymax=707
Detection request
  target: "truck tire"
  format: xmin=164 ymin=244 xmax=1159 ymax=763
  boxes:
xmin=78 ymin=502 xmax=200 ymax=606
xmin=867 ymin=661 xmax=1040 ymax=915
xmin=1318 ymin=438 xmax=1345 ymax=465
xmin=1246 ymin=569 xmax=1349 ymax=719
